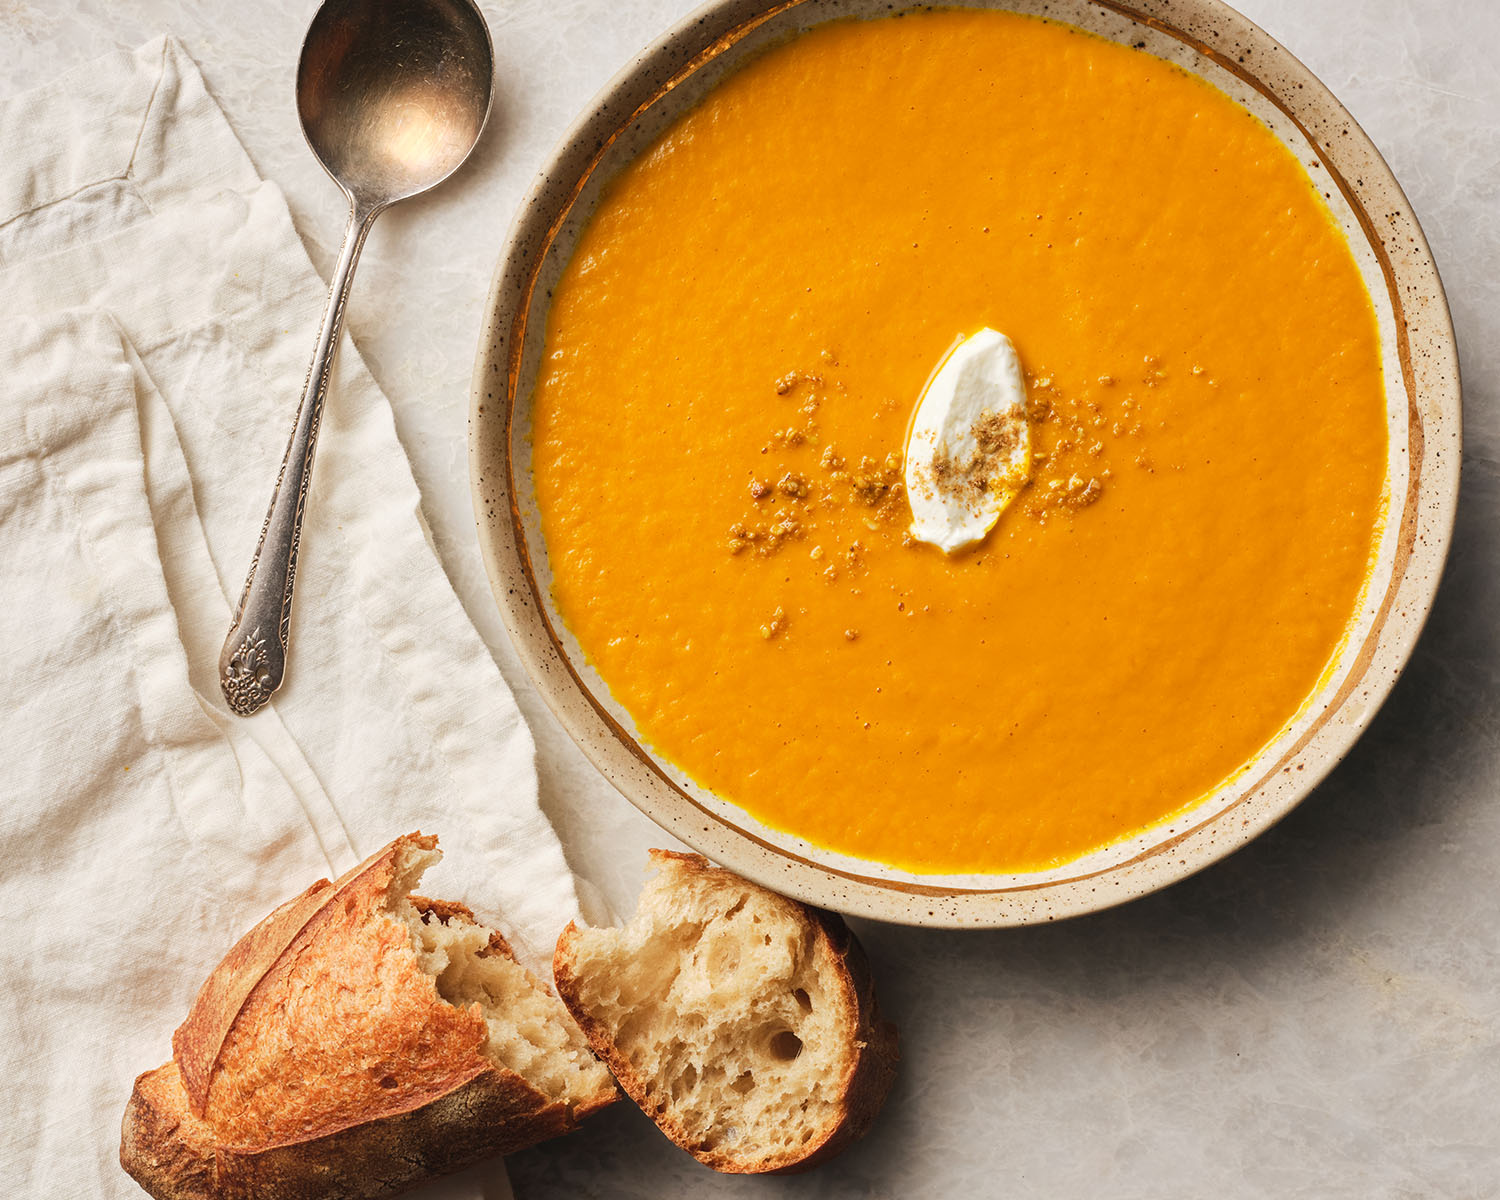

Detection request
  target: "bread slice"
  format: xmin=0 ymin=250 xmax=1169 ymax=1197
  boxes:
xmin=553 ymin=850 xmax=898 ymax=1174
xmin=120 ymin=833 xmax=616 ymax=1200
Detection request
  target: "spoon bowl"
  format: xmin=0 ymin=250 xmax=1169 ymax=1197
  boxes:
xmin=297 ymin=0 xmax=494 ymax=207
xmin=219 ymin=0 xmax=493 ymax=716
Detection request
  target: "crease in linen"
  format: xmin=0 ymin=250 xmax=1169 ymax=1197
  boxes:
xmin=0 ymin=36 xmax=574 ymax=1199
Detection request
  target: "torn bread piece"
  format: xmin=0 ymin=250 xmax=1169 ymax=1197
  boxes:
xmin=553 ymin=850 xmax=898 ymax=1174
xmin=121 ymin=833 xmax=615 ymax=1200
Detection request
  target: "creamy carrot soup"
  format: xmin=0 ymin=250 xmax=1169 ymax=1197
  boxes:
xmin=530 ymin=10 xmax=1387 ymax=874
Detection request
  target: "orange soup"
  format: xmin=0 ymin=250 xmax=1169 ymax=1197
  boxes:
xmin=530 ymin=10 xmax=1387 ymax=874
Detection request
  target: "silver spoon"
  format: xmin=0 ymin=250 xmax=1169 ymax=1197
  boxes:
xmin=219 ymin=0 xmax=494 ymax=716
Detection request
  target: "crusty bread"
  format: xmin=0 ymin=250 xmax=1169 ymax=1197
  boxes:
xmin=553 ymin=850 xmax=898 ymax=1174
xmin=121 ymin=833 xmax=616 ymax=1200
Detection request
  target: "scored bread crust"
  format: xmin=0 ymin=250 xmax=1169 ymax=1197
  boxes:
xmin=121 ymin=833 xmax=613 ymax=1200
xmin=553 ymin=850 xmax=899 ymax=1174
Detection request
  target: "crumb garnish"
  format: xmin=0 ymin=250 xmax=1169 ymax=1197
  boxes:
xmin=730 ymin=355 xmax=1178 ymax=572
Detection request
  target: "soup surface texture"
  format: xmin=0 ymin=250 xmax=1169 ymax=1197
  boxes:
xmin=530 ymin=10 xmax=1387 ymax=875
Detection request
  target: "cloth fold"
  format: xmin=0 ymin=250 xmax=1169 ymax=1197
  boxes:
xmin=0 ymin=36 xmax=570 ymax=1199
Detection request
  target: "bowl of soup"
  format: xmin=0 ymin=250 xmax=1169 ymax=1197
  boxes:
xmin=469 ymin=0 xmax=1460 ymax=925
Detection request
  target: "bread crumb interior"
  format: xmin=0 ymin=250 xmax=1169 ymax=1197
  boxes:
xmin=388 ymin=846 xmax=613 ymax=1109
xmin=565 ymin=857 xmax=849 ymax=1159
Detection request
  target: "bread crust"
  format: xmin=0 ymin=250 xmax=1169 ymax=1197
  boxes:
xmin=121 ymin=833 xmax=610 ymax=1200
xmin=553 ymin=850 xmax=899 ymax=1174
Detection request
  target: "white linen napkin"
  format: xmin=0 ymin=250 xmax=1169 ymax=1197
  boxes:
xmin=0 ymin=36 xmax=576 ymax=1199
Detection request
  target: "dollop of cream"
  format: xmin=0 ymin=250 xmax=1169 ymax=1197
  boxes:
xmin=904 ymin=328 xmax=1031 ymax=552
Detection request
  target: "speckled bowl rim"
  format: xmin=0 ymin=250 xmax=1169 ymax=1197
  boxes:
xmin=470 ymin=0 xmax=1461 ymax=927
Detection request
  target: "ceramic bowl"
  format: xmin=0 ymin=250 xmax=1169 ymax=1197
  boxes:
xmin=469 ymin=0 xmax=1460 ymax=926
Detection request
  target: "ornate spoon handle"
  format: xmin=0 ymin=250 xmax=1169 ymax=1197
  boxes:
xmin=219 ymin=200 xmax=380 ymax=716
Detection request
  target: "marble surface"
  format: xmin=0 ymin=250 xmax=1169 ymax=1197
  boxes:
xmin=5 ymin=0 xmax=1497 ymax=1195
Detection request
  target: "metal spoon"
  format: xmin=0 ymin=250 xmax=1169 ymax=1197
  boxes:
xmin=219 ymin=0 xmax=494 ymax=716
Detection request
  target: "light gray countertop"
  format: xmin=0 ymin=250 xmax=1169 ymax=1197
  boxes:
xmin=6 ymin=0 xmax=1496 ymax=1195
